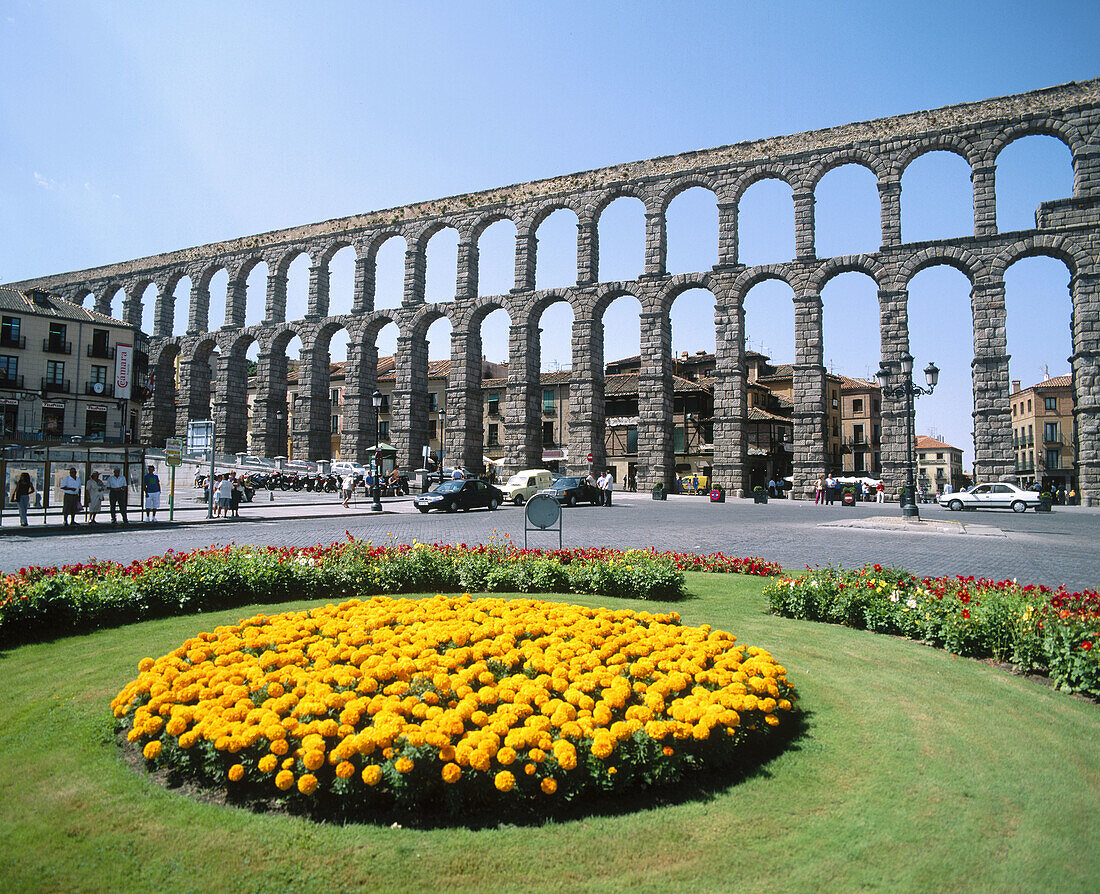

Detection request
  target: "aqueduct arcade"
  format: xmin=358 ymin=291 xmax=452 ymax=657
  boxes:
xmin=8 ymin=79 xmax=1100 ymax=502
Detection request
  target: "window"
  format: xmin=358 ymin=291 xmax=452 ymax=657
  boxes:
xmin=853 ymin=451 xmax=865 ymax=472
xmin=543 ymin=421 xmax=555 ymax=446
xmin=543 ymin=389 xmax=555 ymax=413
xmin=1046 ymin=449 xmax=1061 ymax=470
xmin=831 ymin=393 xmax=838 ymax=409
xmin=85 ymin=408 xmax=107 ymax=439
xmin=47 ymin=322 xmax=67 ymax=352
xmin=91 ymin=365 xmax=107 ymax=385
xmin=46 ymin=360 xmax=65 ymax=386
xmin=831 ymin=421 xmax=838 ymax=437
xmin=487 ymin=423 xmax=498 ymax=446
xmin=852 ymin=398 xmax=863 ymax=414
xmin=428 ymin=419 xmax=437 ymax=439
xmin=872 ymin=423 xmax=880 ymax=445
xmin=331 ymin=389 xmax=340 ymax=406
xmin=674 ymin=426 xmax=686 ymax=453
xmin=1044 ymin=396 xmax=1057 ymax=412
xmin=1 ymin=316 xmax=20 ymax=347
xmin=89 ymin=328 xmax=109 ymax=358
xmin=0 ymin=355 xmax=17 ymax=382
xmin=936 ymin=452 xmax=943 ymax=460
xmin=1027 ymin=399 xmax=1032 ymax=412
xmin=1028 ymin=424 xmax=1033 ymax=445
xmin=853 ymin=424 xmax=864 ymax=444
xmin=429 ymin=392 xmax=439 ymax=413
xmin=488 ymin=392 xmax=500 ymax=416
xmin=1044 ymin=422 xmax=1060 ymax=443
xmin=626 ymin=427 xmax=638 ymax=454
xmin=872 ymin=399 xmax=880 ymax=413
xmin=378 ymin=421 xmax=389 ymax=440
xmin=331 ymin=415 xmax=339 ymax=433
xmin=2 ymin=404 xmax=15 ymax=436
xmin=1012 ymin=402 xmax=1017 ymax=416
xmin=379 ymin=393 xmax=389 ymax=414
xmin=42 ymin=406 xmax=63 ymax=438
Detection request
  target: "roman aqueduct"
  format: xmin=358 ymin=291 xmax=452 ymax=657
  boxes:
xmin=7 ymin=79 xmax=1100 ymax=502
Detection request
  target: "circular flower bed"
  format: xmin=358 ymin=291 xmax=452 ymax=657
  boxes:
xmin=113 ymin=594 xmax=797 ymax=821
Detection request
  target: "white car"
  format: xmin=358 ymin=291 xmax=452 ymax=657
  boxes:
xmin=938 ymin=482 xmax=1043 ymax=513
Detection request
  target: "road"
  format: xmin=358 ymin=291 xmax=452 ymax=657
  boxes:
xmin=2 ymin=490 xmax=1098 ymax=591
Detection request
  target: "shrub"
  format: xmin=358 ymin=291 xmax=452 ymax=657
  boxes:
xmin=765 ymin=565 xmax=1100 ymax=697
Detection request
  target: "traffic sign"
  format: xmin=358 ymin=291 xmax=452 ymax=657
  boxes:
xmin=587 ymin=452 xmax=594 ymax=462
xmin=165 ymin=437 xmax=183 ymax=467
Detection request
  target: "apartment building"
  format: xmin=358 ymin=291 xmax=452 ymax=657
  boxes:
xmin=0 ymin=287 xmax=148 ymax=444
xmin=1011 ymin=376 xmax=1076 ymax=491
xmin=915 ymin=435 xmax=966 ymax=495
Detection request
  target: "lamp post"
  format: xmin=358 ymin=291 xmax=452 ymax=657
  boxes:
xmin=371 ymin=390 xmax=383 ymax=512
xmin=876 ymin=354 xmax=940 ymax=519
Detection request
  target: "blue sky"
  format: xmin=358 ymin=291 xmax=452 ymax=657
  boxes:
xmin=2 ymin=1 xmax=1097 ymax=464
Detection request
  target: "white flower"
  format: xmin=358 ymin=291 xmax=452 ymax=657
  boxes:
xmin=906 ymin=598 xmax=917 ymax=609
xmin=888 ymin=593 xmax=899 ymax=603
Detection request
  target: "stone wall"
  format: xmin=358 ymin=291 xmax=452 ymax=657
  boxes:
xmin=6 ymin=79 xmax=1100 ymax=502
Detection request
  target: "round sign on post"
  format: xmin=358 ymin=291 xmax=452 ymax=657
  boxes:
xmin=587 ymin=453 xmax=593 ymax=463
xmin=525 ymin=493 xmax=561 ymax=529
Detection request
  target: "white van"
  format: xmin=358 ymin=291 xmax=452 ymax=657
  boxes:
xmin=500 ymin=469 xmax=553 ymax=505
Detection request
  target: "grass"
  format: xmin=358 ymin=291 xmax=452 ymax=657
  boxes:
xmin=1 ymin=573 xmax=1098 ymax=893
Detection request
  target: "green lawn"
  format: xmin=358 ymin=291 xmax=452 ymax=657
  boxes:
xmin=1 ymin=573 xmax=1097 ymax=894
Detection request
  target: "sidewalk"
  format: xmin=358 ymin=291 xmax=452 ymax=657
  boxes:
xmin=0 ymin=489 xmax=420 ymax=535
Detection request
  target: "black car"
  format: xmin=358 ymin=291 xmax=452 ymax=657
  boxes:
xmin=414 ymin=479 xmax=504 ymax=513
xmin=538 ymin=476 xmax=601 ymax=506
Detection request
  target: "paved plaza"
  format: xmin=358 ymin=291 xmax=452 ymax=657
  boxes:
xmin=2 ymin=489 xmax=1098 ymax=591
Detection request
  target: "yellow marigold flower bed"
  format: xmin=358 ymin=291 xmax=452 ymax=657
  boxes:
xmin=112 ymin=594 xmax=797 ymax=820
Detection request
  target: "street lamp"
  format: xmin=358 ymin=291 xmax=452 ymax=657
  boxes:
xmin=371 ymin=390 xmax=383 ymax=512
xmin=876 ymin=354 xmax=940 ymax=518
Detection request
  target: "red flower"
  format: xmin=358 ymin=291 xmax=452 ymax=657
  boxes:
xmin=1083 ymin=641 xmax=1093 ymax=651
xmin=961 ymin=609 xmax=971 ymax=620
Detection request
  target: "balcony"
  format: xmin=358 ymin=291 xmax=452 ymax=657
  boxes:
xmin=0 ymin=374 xmax=24 ymax=390
xmin=43 ymin=338 xmax=72 ymax=355
xmin=41 ymin=377 xmax=70 ymax=394
xmin=0 ymin=334 xmax=26 ymax=349
xmin=87 ymin=343 xmax=115 ymax=360
xmin=85 ymin=381 xmax=114 ymax=397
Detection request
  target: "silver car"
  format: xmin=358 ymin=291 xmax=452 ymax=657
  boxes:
xmin=938 ymin=483 xmax=1043 ymax=513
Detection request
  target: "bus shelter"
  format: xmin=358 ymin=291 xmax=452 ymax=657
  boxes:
xmin=1 ymin=441 xmax=146 ymax=526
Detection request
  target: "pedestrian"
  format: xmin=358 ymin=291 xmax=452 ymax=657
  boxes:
xmin=341 ymin=473 xmax=354 ymax=508
xmin=815 ymin=475 xmax=825 ymax=505
xmin=875 ymin=480 xmax=885 ymax=504
xmin=85 ymin=471 xmax=105 ymax=524
xmin=60 ymin=466 xmax=82 ymax=527
xmin=229 ymin=472 xmax=243 ymax=517
xmin=216 ymin=474 xmax=233 ymax=517
xmin=825 ymin=474 xmax=837 ymax=505
xmin=106 ymin=467 xmax=129 ymax=524
xmin=11 ymin=472 xmax=34 ymax=527
xmin=143 ymin=465 xmax=161 ymax=522
xmin=452 ymin=467 xmax=463 ymax=480
xmin=598 ymin=469 xmax=614 ymax=507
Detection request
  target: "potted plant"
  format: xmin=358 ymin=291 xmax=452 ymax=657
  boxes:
xmin=753 ymin=486 xmax=768 ymax=504
xmin=1037 ymin=490 xmax=1053 ymax=512
xmin=651 ymin=481 xmax=666 ymax=501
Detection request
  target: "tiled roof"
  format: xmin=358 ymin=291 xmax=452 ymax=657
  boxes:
xmin=747 ymin=406 xmax=792 ymax=423
xmin=0 ymin=286 xmax=128 ymax=326
xmin=916 ymin=435 xmax=959 ymax=451
xmin=839 ymin=375 xmax=879 ymax=392
xmin=1036 ymin=375 xmax=1072 ymax=389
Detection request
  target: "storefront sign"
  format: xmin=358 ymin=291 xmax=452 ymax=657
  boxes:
xmin=114 ymin=343 xmax=133 ymax=400
xmin=87 ymin=404 xmax=107 ymax=413
xmin=42 ymin=402 xmax=65 ymax=410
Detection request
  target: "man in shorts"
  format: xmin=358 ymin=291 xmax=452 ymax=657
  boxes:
xmin=143 ymin=465 xmax=161 ymax=522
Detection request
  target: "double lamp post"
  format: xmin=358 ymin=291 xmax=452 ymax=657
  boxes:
xmin=875 ymin=353 xmax=939 ymax=519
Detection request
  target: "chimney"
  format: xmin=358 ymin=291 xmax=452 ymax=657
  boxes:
xmin=1011 ymin=379 xmax=1021 ymax=394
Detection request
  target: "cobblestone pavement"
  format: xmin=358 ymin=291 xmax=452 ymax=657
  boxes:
xmin=2 ymin=491 xmax=1099 ymax=591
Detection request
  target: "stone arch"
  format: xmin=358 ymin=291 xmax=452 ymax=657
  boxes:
xmin=414 ymin=220 xmax=462 ymax=305
xmin=896 ymin=133 xmax=981 ymax=173
xmin=596 ymin=192 xmax=647 ymax=283
xmin=363 ymin=231 xmax=408 ymax=311
xmin=730 ymin=166 xmax=797 ymax=203
xmin=898 ymin=247 xmax=985 ymax=290
xmin=811 ymin=255 xmax=887 ymax=293
xmin=990 ymin=234 xmax=1085 ymax=282
xmin=471 ymin=214 xmax=518 ymax=298
xmin=656 ymin=174 xmax=723 ymax=214
xmin=731 ymin=264 xmax=802 ymax=303
xmin=804 ymin=149 xmax=889 ymax=192
xmin=144 ymin=340 xmax=182 ymax=446
xmin=72 ymin=286 xmax=93 ymax=307
xmin=663 ymin=184 xmax=720 ymax=276
xmin=531 ymin=203 xmax=581 ymax=291
xmin=593 ymin=183 xmax=653 ymax=217
xmin=989 ymin=118 xmax=1085 ymax=168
